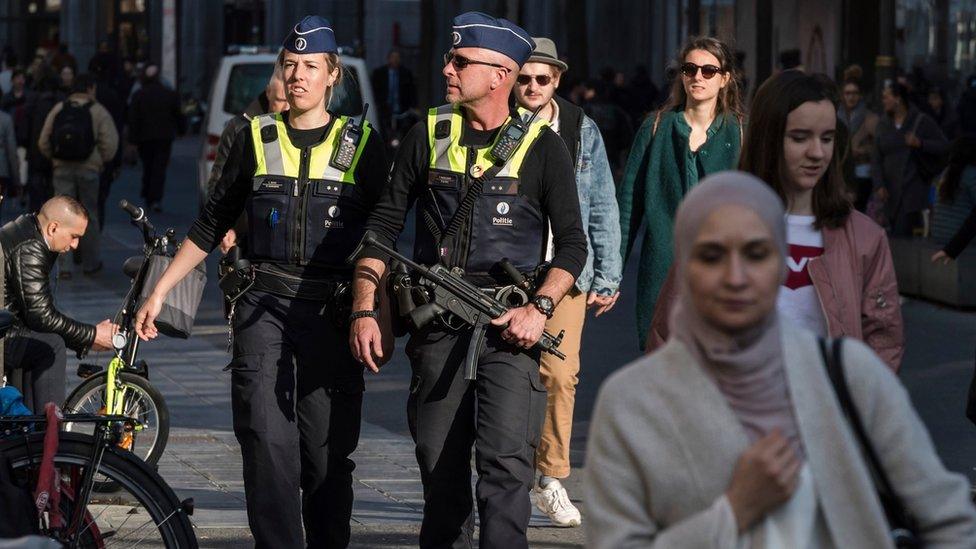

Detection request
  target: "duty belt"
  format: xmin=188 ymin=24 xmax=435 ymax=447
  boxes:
xmin=251 ymin=268 xmax=346 ymax=301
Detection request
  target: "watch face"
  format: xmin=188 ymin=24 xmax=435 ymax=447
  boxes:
xmin=535 ymin=296 xmax=554 ymax=314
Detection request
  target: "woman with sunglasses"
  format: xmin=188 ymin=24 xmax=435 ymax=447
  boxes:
xmin=649 ymin=72 xmax=904 ymax=372
xmin=617 ymin=36 xmax=744 ymax=350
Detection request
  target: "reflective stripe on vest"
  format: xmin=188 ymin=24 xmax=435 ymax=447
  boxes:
xmin=426 ymin=104 xmax=547 ymax=178
xmin=251 ymin=113 xmax=371 ymax=183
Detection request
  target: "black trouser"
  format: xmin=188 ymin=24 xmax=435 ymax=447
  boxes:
xmin=3 ymin=330 xmax=66 ymax=413
xmin=230 ymin=290 xmax=364 ymax=549
xmin=405 ymin=325 xmax=547 ymax=549
xmin=137 ymin=139 xmax=173 ymax=205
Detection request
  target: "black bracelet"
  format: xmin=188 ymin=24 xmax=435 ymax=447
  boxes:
xmin=349 ymin=310 xmax=378 ymax=322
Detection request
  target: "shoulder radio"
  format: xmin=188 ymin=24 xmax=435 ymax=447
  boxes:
xmin=330 ymin=103 xmax=369 ymax=172
xmin=487 ymin=105 xmax=542 ymax=166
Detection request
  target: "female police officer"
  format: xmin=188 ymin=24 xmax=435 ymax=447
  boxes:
xmin=134 ymin=15 xmax=389 ymax=548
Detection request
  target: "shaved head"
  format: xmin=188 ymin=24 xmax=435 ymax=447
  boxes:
xmin=39 ymin=195 xmax=88 ymax=224
xmin=37 ymin=195 xmax=89 ymax=254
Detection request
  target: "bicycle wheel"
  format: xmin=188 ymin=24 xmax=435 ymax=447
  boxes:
xmin=64 ymin=372 xmax=170 ymax=467
xmin=1 ymin=431 xmax=197 ymax=548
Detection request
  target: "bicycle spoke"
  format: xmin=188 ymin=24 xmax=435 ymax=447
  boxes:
xmin=103 ymin=508 xmax=178 ymax=548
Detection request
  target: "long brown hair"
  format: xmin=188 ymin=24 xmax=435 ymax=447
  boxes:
xmin=658 ymin=36 xmax=744 ymax=123
xmin=739 ymin=71 xmax=851 ymax=229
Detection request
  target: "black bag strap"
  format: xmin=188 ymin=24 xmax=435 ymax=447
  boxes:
xmin=819 ymin=337 xmax=918 ymax=534
xmin=439 ymin=163 xmax=504 ymax=244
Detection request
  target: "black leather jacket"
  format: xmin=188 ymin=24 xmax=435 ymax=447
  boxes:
xmin=0 ymin=214 xmax=95 ymax=357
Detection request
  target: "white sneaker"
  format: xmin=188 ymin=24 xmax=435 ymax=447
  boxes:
xmin=530 ymin=479 xmax=582 ymax=527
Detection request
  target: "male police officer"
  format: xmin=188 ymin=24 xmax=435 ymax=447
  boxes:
xmin=136 ymin=16 xmax=389 ymax=548
xmin=350 ymin=11 xmax=587 ymax=548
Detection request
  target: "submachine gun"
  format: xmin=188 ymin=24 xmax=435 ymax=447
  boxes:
xmin=348 ymin=231 xmax=565 ymax=380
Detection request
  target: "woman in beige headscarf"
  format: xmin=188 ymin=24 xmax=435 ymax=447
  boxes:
xmin=584 ymin=171 xmax=975 ymax=548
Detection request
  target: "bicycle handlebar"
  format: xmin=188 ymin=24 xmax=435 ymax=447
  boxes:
xmin=119 ymin=199 xmax=155 ymax=234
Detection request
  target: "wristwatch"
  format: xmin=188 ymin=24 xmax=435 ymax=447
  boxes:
xmin=531 ymin=295 xmax=555 ymax=319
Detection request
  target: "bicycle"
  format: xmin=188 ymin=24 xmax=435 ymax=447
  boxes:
xmin=1 ymin=414 xmax=197 ymax=548
xmin=62 ymin=200 xmax=173 ymax=481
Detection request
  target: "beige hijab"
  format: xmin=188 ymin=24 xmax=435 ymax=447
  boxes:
xmin=669 ymin=171 xmax=804 ymax=457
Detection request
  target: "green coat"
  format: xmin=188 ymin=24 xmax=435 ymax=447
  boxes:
xmin=617 ymin=110 xmax=741 ymax=350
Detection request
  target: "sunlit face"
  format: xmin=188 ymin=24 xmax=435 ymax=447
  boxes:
xmin=686 ymin=205 xmax=782 ymax=333
xmin=842 ymin=82 xmax=860 ymax=111
xmin=514 ymin=62 xmax=559 ymax=111
xmin=280 ymin=51 xmax=338 ymax=113
xmin=45 ymin=215 xmax=87 ymax=253
xmin=442 ymin=47 xmax=511 ymax=105
xmin=681 ymin=49 xmax=729 ymax=105
xmin=782 ymin=99 xmax=835 ymax=195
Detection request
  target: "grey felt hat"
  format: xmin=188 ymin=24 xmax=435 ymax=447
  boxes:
xmin=526 ymin=37 xmax=569 ymax=72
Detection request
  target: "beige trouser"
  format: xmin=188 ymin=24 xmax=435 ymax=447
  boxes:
xmin=535 ymin=288 xmax=586 ymax=478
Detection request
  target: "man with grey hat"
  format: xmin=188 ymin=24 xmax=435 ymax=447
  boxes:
xmin=514 ymin=36 xmax=622 ymax=528
xmin=350 ymin=11 xmax=587 ymax=548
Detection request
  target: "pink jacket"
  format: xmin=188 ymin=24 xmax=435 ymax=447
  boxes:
xmin=647 ymin=210 xmax=904 ymax=371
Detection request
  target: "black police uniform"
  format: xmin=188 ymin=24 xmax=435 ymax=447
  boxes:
xmin=360 ymin=14 xmax=587 ymax=548
xmin=186 ymin=16 xmax=388 ymax=549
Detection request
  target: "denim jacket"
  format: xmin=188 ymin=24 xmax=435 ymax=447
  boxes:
xmin=556 ymin=96 xmax=622 ymax=295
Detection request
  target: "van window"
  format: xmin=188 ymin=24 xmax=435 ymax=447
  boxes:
xmin=223 ymin=61 xmax=364 ymax=117
xmin=223 ymin=63 xmax=273 ymax=114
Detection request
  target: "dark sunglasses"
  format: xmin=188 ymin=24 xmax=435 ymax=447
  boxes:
xmin=516 ymin=74 xmax=553 ymax=86
xmin=443 ymin=51 xmax=511 ymax=72
xmin=680 ymin=62 xmax=723 ymax=79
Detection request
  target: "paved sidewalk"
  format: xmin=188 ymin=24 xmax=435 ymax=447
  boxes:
xmin=50 ymin=148 xmax=586 ymax=547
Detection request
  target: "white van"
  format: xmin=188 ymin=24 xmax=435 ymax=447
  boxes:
xmin=198 ymin=50 xmax=380 ymax=207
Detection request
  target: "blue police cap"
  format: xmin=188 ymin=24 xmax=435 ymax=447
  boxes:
xmin=451 ymin=12 xmax=535 ymax=67
xmin=282 ymin=15 xmax=338 ymax=55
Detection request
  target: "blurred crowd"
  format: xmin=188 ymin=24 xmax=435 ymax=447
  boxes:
xmin=0 ymin=40 xmax=184 ymax=276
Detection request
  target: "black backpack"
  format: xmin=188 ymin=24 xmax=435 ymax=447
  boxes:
xmin=50 ymin=100 xmax=95 ymax=161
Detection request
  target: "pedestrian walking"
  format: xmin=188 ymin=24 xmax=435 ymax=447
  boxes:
xmin=584 ymin=171 xmax=976 ymax=548
xmin=350 ymin=12 xmax=587 ymax=548
xmin=617 ymin=36 xmax=744 ymax=350
xmin=0 ymin=106 xmax=20 ymax=216
xmin=837 ymin=74 xmax=878 ymax=212
xmin=928 ymin=86 xmax=960 ymax=140
xmin=91 ymin=64 xmax=125 ymax=231
xmin=873 ymin=81 xmax=949 ymax=237
xmin=23 ymin=73 xmax=60 ymax=213
xmin=651 ymin=71 xmax=904 ymax=371
xmin=135 ymin=16 xmax=391 ymax=548
xmin=371 ymin=49 xmax=417 ymax=143
xmin=512 ymin=36 xmax=622 ymax=529
xmin=580 ymin=78 xmax=631 ymax=173
xmin=127 ymin=64 xmax=183 ymax=212
xmin=37 ymin=72 xmax=117 ymax=276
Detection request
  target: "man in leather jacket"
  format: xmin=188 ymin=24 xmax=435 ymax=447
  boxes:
xmin=0 ymin=195 xmax=115 ymax=411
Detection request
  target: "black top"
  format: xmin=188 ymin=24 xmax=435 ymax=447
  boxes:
xmin=363 ymin=114 xmax=588 ymax=279
xmin=187 ymin=111 xmax=388 ymax=278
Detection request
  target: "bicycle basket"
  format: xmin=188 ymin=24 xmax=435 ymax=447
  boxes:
xmin=138 ymin=253 xmax=206 ymax=339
